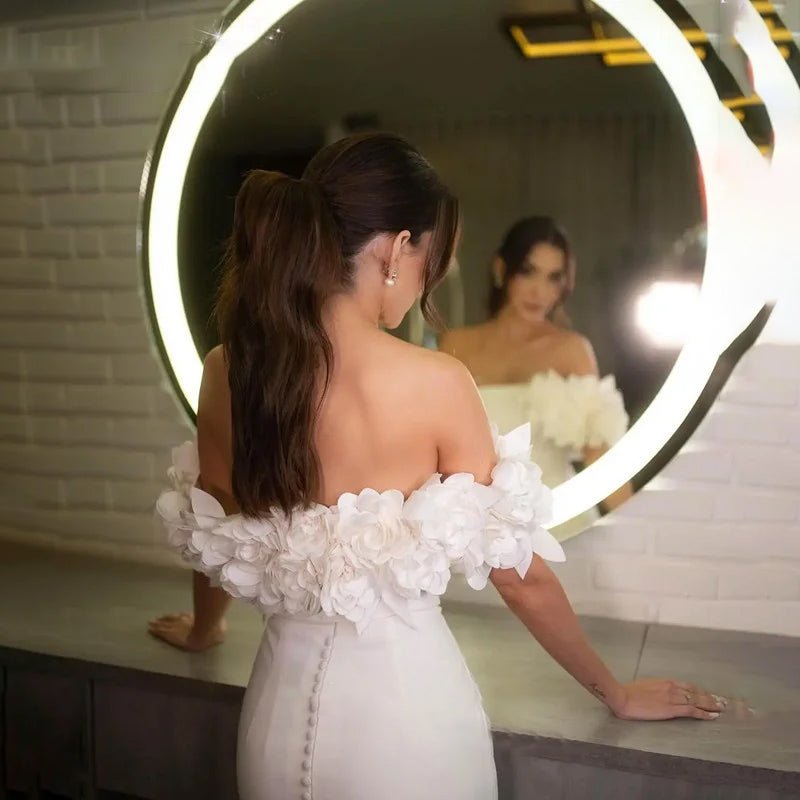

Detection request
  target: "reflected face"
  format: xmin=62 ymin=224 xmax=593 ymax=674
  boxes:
xmin=504 ymin=242 xmax=568 ymax=324
xmin=381 ymin=231 xmax=433 ymax=329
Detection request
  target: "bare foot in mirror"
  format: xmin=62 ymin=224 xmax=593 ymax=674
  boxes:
xmin=148 ymin=612 xmax=227 ymax=652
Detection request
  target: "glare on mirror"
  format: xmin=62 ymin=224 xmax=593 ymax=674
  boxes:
xmin=175 ymin=0 xmax=777 ymax=538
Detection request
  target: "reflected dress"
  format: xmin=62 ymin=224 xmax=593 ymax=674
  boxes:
xmin=479 ymin=370 xmax=628 ymax=540
xmin=157 ymin=424 xmax=564 ymax=800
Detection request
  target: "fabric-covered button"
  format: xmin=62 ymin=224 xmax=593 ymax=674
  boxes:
xmin=302 ymin=792 xmax=312 ymax=800
xmin=309 ymin=697 xmax=318 ymax=711
xmin=302 ymin=758 xmax=312 ymax=771
xmin=301 ymin=776 xmax=311 ymax=787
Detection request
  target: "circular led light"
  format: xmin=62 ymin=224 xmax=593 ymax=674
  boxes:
xmin=141 ymin=0 xmax=793 ymax=533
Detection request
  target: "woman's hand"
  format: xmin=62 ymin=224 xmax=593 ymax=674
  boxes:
xmin=611 ymin=678 xmax=727 ymax=721
xmin=147 ymin=612 xmax=227 ymax=652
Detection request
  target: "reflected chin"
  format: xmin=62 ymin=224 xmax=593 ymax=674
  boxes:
xmin=515 ymin=307 xmax=548 ymax=325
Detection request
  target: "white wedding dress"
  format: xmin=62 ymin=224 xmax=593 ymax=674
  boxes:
xmin=157 ymin=424 xmax=564 ymax=800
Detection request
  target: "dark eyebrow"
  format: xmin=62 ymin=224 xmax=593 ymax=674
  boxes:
xmin=523 ymin=260 xmax=564 ymax=276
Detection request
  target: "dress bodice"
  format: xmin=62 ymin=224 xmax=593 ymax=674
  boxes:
xmin=157 ymin=424 xmax=564 ymax=634
xmin=479 ymin=370 xmax=628 ymax=490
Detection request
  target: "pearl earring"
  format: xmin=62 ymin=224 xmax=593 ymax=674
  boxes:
xmin=384 ymin=266 xmax=398 ymax=287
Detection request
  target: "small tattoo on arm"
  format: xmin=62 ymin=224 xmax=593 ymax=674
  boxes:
xmin=588 ymin=683 xmax=606 ymax=699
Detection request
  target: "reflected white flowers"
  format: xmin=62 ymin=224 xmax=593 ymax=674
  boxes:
xmin=156 ymin=424 xmax=565 ymax=634
xmin=527 ymin=371 xmax=628 ymax=453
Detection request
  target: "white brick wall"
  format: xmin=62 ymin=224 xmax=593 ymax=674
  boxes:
xmin=555 ymin=343 xmax=800 ymax=638
xmin=0 ymin=2 xmax=223 ymax=562
xmin=1 ymin=2 xmax=799 ymax=636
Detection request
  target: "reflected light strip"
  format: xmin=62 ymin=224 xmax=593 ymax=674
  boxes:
xmin=146 ymin=0 xmax=304 ymax=410
xmin=724 ymin=94 xmax=763 ymax=109
xmin=603 ymin=47 xmax=706 ymax=66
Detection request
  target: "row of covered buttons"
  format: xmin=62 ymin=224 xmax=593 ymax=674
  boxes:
xmin=300 ymin=631 xmax=334 ymax=800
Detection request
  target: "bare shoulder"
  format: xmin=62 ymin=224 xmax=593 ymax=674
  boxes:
xmin=197 ymin=346 xmax=234 ymax=504
xmin=381 ymin=334 xmax=474 ymax=391
xmin=202 ymin=344 xmax=227 ymax=379
xmin=377 ymin=337 xmax=494 ymax=479
xmin=375 ymin=335 xmax=483 ymax=420
xmin=549 ymin=329 xmax=599 ymax=377
xmin=198 ymin=345 xmax=231 ymax=435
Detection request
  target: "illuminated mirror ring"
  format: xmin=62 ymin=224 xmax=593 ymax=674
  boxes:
xmin=140 ymin=0 xmax=787 ymax=531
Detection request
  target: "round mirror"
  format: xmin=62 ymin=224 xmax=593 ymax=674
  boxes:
xmin=143 ymin=0 xmax=776 ymax=541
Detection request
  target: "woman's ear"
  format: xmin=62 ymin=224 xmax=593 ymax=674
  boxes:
xmin=389 ymin=229 xmax=412 ymax=268
xmin=491 ymin=256 xmax=505 ymax=289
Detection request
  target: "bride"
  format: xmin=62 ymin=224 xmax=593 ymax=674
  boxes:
xmin=151 ymin=133 xmax=722 ymax=800
xmin=440 ymin=216 xmax=632 ymax=539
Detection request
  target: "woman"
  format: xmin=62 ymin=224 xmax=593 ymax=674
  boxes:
xmin=440 ymin=217 xmax=632 ymax=539
xmin=152 ymin=134 xmax=721 ymax=799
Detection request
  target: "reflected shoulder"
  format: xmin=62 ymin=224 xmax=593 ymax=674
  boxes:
xmin=552 ymin=330 xmax=598 ymax=377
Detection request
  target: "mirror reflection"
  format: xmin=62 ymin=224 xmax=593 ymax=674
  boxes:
xmin=179 ymin=0 xmax=709 ymax=537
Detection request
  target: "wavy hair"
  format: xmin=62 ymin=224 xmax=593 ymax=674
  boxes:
xmin=215 ymin=133 xmax=459 ymax=516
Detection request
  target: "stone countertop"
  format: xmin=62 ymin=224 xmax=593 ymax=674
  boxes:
xmin=1 ymin=544 xmax=798 ymax=791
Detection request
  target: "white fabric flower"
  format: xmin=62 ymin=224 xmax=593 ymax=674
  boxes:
xmin=320 ymin=543 xmax=380 ymax=634
xmin=155 ymin=423 xmax=565 ymax=633
xmin=337 ymin=489 xmax=416 ymax=566
xmin=273 ymin=507 xmax=329 ymax=615
xmin=167 ymin=440 xmax=199 ymax=494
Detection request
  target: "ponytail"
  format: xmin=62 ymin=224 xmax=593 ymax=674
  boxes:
xmin=216 ymin=133 xmax=458 ymax=517
xmin=215 ymin=171 xmax=344 ymax=517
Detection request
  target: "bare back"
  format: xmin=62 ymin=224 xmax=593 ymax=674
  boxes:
xmin=198 ymin=334 xmax=496 ymax=513
xmin=314 ymin=330 xmax=451 ymax=503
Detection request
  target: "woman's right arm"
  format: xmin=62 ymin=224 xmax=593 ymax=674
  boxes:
xmin=148 ymin=347 xmax=234 ymax=652
xmin=433 ymin=357 xmax=723 ymax=722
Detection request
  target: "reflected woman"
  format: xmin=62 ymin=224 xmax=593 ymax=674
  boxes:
xmin=439 ymin=216 xmax=631 ymax=539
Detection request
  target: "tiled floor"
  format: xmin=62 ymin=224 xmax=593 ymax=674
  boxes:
xmin=1 ymin=543 xmax=798 ymax=792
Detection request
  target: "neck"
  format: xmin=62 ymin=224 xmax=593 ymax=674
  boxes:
xmin=323 ymin=290 xmax=382 ymax=357
xmin=494 ymin=305 xmax=548 ymax=342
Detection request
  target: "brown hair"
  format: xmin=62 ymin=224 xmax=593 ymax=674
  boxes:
xmin=488 ymin=216 xmax=575 ymax=326
xmin=215 ymin=132 xmax=459 ymax=516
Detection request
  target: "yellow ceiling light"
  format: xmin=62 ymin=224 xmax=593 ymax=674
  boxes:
xmin=602 ymin=46 xmax=706 ymax=66
xmin=723 ymin=94 xmax=764 ymax=109
xmin=508 ymin=9 xmax=795 ymax=61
